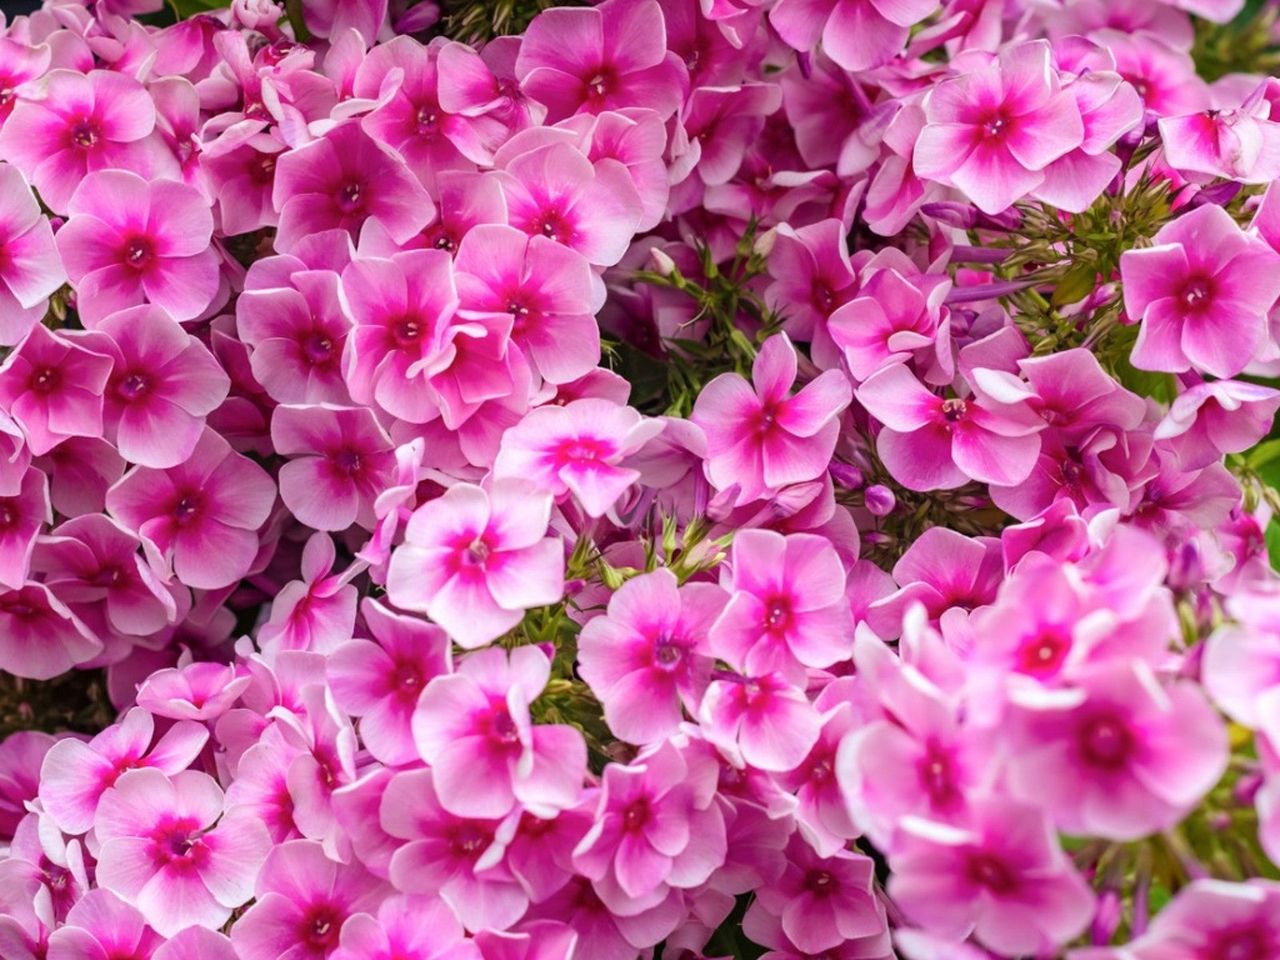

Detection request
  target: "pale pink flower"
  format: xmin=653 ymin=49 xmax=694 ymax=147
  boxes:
xmin=256 ymin=533 xmax=358 ymax=656
xmin=45 ymin=889 xmax=163 ymax=960
xmin=0 ymin=582 xmax=102 ymax=681
xmin=135 ymin=661 xmax=251 ymax=722
xmin=692 ymin=334 xmax=851 ymax=506
xmin=0 ymin=731 xmax=54 ymax=841
xmin=1155 ymin=379 xmax=1280 ymax=470
xmin=0 ymin=324 xmax=113 ymax=456
xmin=764 ymin=218 xmax=859 ymax=345
xmin=1101 ymin=879 xmax=1280 ymax=960
xmin=577 ymin=568 xmax=725 ymax=745
xmin=413 ymin=645 xmax=586 ymax=818
xmin=0 ymin=163 xmax=65 ymax=346
xmin=386 ymin=481 xmax=564 ymax=648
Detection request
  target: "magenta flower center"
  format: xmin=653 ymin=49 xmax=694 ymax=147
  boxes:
xmin=763 ymin=596 xmax=791 ymax=631
xmin=1018 ymin=628 xmax=1069 ymax=675
xmin=124 ymin=238 xmax=154 ymax=269
xmin=91 ymin=565 xmax=124 ymax=587
xmin=391 ymin=661 xmax=422 ymax=698
xmin=803 ymin=869 xmax=837 ymax=896
xmin=0 ymin=503 xmax=14 ymax=530
xmin=415 ymin=105 xmax=439 ymax=133
xmin=300 ymin=904 xmax=342 ymax=950
xmin=586 ymin=69 xmax=613 ymax=100
xmin=1181 ymin=277 xmax=1213 ymax=309
xmin=918 ymin=740 xmax=960 ymax=807
xmin=965 ymin=852 xmax=1017 ymax=893
xmin=622 ymin=797 xmax=651 ymax=831
xmin=69 ymin=118 xmax=100 ymax=149
xmin=812 ymin=283 xmax=835 ymax=311
xmin=301 ymin=333 xmax=335 ymax=365
xmin=116 ymin=372 xmax=151 ymax=401
xmin=462 ymin=536 xmax=492 ymax=567
xmin=172 ymin=493 xmax=202 ymax=526
xmin=31 ymin=367 xmax=59 ymax=394
xmin=391 ymin=316 xmax=424 ymax=347
xmin=250 ymin=154 xmax=277 ymax=184
xmin=1214 ymin=926 xmax=1273 ymax=960
xmin=941 ymin=398 xmax=967 ymax=422
xmin=1079 ymin=713 xmax=1133 ymax=769
xmin=653 ymin=635 xmax=684 ymax=669
xmin=337 ymin=181 xmax=365 ymax=213
xmin=332 ymin=448 xmax=362 ymax=476
xmin=450 ymin=823 xmax=490 ymax=857
xmin=489 ymin=706 xmax=520 ymax=744
xmin=150 ymin=818 xmax=209 ymax=872
xmin=980 ymin=110 xmax=1010 ymax=141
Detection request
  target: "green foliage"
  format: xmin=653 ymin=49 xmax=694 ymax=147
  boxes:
xmin=1193 ymin=0 xmax=1280 ymax=82
xmin=439 ymin=0 xmax=584 ymax=42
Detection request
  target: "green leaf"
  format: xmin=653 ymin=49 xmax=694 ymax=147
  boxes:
xmin=1051 ymin=262 xmax=1097 ymax=307
xmin=1249 ymin=438 xmax=1280 ymax=473
xmin=1113 ymin=354 xmax=1177 ymax=404
xmin=170 ymin=0 xmax=224 ymax=15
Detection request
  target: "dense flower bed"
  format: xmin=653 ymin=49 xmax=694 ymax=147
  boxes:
xmin=2 ymin=0 xmax=1280 ymax=957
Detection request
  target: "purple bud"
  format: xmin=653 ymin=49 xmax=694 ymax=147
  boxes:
xmin=864 ymin=484 xmax=896 ymax=517
xmin=828 ymin=462 xmax=865 ymax=490
xmin=1090 ymin=889 xmax=1122 ymax=945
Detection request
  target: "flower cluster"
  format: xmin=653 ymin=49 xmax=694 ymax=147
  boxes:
xmin=0 ymin=0 xmax=1279 ymax=957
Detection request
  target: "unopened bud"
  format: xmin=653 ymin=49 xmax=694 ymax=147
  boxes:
xmin=648 ymin=247 xmax=678 ymax=277
xmin=864 ymin=484 xmax=895 ymax=517
xmin=752 ymin=226 xmax=778 ymax=259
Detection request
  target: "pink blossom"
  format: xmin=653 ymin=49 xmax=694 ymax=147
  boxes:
xmin=0 ymin=163 xmax=65 ymax=346
xmin=474 ymin=922 xmax=577 ymax=960
xmin=516 ymin=0 xmax=688 ymax=122
xmin=764 ymin=219 xmax=858 ymax=345
xmin=106 ymin=428 xmax=276 ymax=590
xmin=135 ymin=661 xmax=251 ymax=721
xmin=770 ymin=0 xmax=940 ymax=72
xmin=577 ymin=568 xmax=725 ymax=745
xmin=1161 ymin=90 xmax=1280 ymax=184
xmin=1102 ymin=879 xmax=1280 ymax=960
xmin=692 ymin=334 xmax=851 ymax=506
xmin=256 ymin=533 xmax=358 ymax=655
xmin=0 ymin=465 xmax=47 ymax=591
xmin=154 ymin=926 xmax=238 ymax=960
xmin=45 ymin=889 xmax=163 ymax=960
xmin=302 ymin=0 xmax=389 ymax=44
xmin=889 ymin=798 xmax=1096 ymax=956
xmin=332 ymin=895 xmax=478 ymax=960
xmin=1156 ymin=379 xmax=1280 ymax=470
xmin=413 ymin=645 xmax=586 ymax=818
xmin=1121 ymin=201 xmax=1280 ymax=378
xmin=91 ymin=305 xmax=231 ymax=468
xmin=914 ymin=41 xmax=1086 ymax=214
xmin=699 ymin=670 xmax=822 ymax=772
xmin=328 ymin=597 xmax=451 ymax=766
xmin=773 ymin=699 xmax=860 ymax=856
xmin=0 ymin=324 xmax=113 ymax=456
xmin=56 ymin=169 xmax=219 ymax=324
xmin=386 ymin=481 xmax=564 ymax=648
xmin=0 ymin=69 xmax=173 ymax=213
xmin=0 ymin=582 xmax=101 ymax=681
xmin=0 ymin=731 xmax=54 ymax=841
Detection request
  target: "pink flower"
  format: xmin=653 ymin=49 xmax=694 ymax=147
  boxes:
xmin=1160 ymin=90 xmax=1280 ymax=184
xmin=1155 ymin=379 xmax=1280 ymax=470
xmin=0 ymin=465 xmax=48 ymax=591
xmin=413 ymin=645 xmax=586 ymax=818
xmin=453 ymin=223 xmax=604 ymax=385
xmin=1005 ymin=661 xmax=1228 ymax=840
xmin=494 ymin=399 xmax=662 ymax=517
xmin=1110 ymin=879 xmax=1280 ymax=960
xmin=332 ymin=895 xmax=475 ymax=960
xmin=231 ymin=839 xmax=386 ymax=960
xmin=475 ymin=922 xmax=578 ymax=960
xmin=0 ymin=69 xmax=173 ymax=212
xmin=91 ymin=305 xmax=231 ymax=468
xmin=0 ymin=324 xmax=113 ymax=456
xmin=764 ymin=218 xmax=859 ymax=345
xmin=135 ymin=661 xmax=251 ymax=722
xmin=771 ymin=0 xmax=939 ymax=71
xmin=302 ymin=0 xmax=388 ymax=44
xmin=328 ymin=597 xmax=451 ymax=767
xmin=45 ymin=889 xmax=164 ymax=960
xmin=154 ymin=927 xmax=238 ymax=960
xmin=889 ymin=798 xmax=1095 ymax=957
xmin=273 ymin=404 xmax=395 ymax=532
xmin=386 ymin=481 xmax=564 ymax=648
xmin=380 ymin=768 xmax=526 ymax=933
xmin=0 ymin=582 xmax=101 ymax=681
xmin=744 ymin=834 xmax=886 ymax=955
xmin=0 ymin=163 xmax=65 ymax=346
xmin=699 ymin=670 xmax=822 ymax=772
xmin=1121 ymin=203 xmax=1280 ymax=378
xmin=516 ymin=0 xmax=688 ymax=122
xmin=106 ymin=428 xmax=276 ymax=590
xmin=573 ymin=740 xmax=726 ymax=909
xmin=828 ymin=262 xmax=951 ymax=383
xmin=0 ymin=731 xmax=53 ymax=841
xmin=692 ymin=334 xmax=851 ymax=506
xmin=272 ymin=122 xmax=434 ymax=253
xmin=914 ymin=41 xmax=1086 ymax=214
xmin=257 ymin=533 xmax=358 ymax=656
xmin=56 ymin=169 xmax=219 ymax=325
xmin=94 ymin=768 xmax=270 ymax=936
xmin=577 ymin=568 xmax=725 ymax=745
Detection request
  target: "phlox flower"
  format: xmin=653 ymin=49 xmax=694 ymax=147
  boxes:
xmin=44 ymin=889 xmax=163 ymax=960
xmin=709 ymin=528 xmax=853 ymax=677
xmin=573 ymin=740 xmax=726 ymax=911
xmin=0 ymin=731 xmax=53 ymax=840
xmin=231 ymin=839 xmax=387 ymax=960
xmin=494 ymin=399 xmax=662 ymax=517
xmin=774 ymin=698 xmax=861 ymax=856
xmin=0 ymin=324 xmax=113 ymax=456
xmin=699 ymin=669 xmax=822 ymax=772
xmin=272 ymin=122 xmax=435 ymax=253
xmin=0 ymin=38 xmax=50 ymax=126
xmin=1004 ymin=661 xmax=1228 ymax=840
xmin=0 ymin=465 xmax=48 ymax=591
xmin=380 ymin=768 xmax=526 ymax=933
xmin=1121 ymin=202 xmax=1280 ymax=378
xmin=525 ymin=873 xmax=683 ymax=960
xmin=474 ymin=922 xmax=577 ymax=960
xmin=1201 ymin=583 xmax=1280 ymax=727
xmin=154 ymin=926 xmax=238 ymax=960
xmin=106 ymin=428 xmax=276 ymax=590
xmin=914 ymin=41 xmax=1086 ymax=214
xmin=56 ymin=169 xmax=220 ymax=324
xmin=515 ymin=0 xmax=688 ymax=122
xmin=413 ymin=645 xmax=586 ymax=818
xmin=692 ymin=334 xmax=851 ymax=507
xmin=0 ymin=163 xmax=65 ymax=346
xmin=453 ymin=223 xmax=605 ymax=385
xmin=91 ymin=305 xmax=231 ymax=469
xmin=135 ymin=661 xmax=251 ymax=722
xmin=1155 ymin=380 xmax=1280 ymax=470
xmin=503 ymin=804 xmax=594 ymax=903
xmin=764 ymin=218 xmax=859 ymax=345
xmin=0 ymin=583 xmax=101 ymax=681
xmin=257 ymin=533 xmax=358 ymax=655
xmin=94 ymin=768 xmax=271 ymax=936
xmin=577 ymin=568 xmax=725 ymax=745
xmin=857 ymin=363 xmax=1044 ymax=491
xmin=328 ymin=597 xmax=451 ymax=766
xmin=333 ymin=895 xmax=479 ymax=960
xmin=0 ymin=809 xmax=89 ymax=922
xmin=273 ymin=684 xmax=360 ymax=854
xmin=889 ymin=798 xmax=1096 ymax=957
xmin=770 ymin=0 xmax=940 ymax=72
xmin=386 ymin=481 xmax=564 ymax=648
xmin=1160 ymin=86 xmax=1280 ymax=184
xmin=0 ymin=69 xmax=174 ymax=212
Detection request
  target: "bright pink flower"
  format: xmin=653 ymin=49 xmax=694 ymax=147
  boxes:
xmin=1108 ymin=879 xmax=1280 ymax=960
xmin=828 ymin=261 xmax=951 ymax=383
xmin=699 ymin=669 xmax=822 ymax=772
xmin=0 ymin=39 xmax=49 ymax=126
xmin=744 ymin=834 xmax=885 ymax=956
xmin=865 ymin=527 xmax=1002 ymax=637
xmin=1161 ymin=90 xmax=1280 ymax=184
xmin=380 ymin=768 xmax=526 ymax=932
xmin=692 ymin=334 xmax=851 ymax=506
xmin=56 ymin=170 xmax=219 ymax=325
xmin=257 ymin=533 xmax=359 ymax=656
xmin=1156 ymin=379 xmax=1280 ymax=470
xmin=202 ymin=135 xmax=284 ymax=237
xmin=332 ymin=895 xmax=477 ymax=960
xmin=0 ymin=465 xmax=47 ymax=591
xmin=231 ymin=839 xmax=387 ymax=960
xmin=302 ymin=0 xmax=388 ymax=44
xmin=413 ymin=645 xmax=586 ymax=818
xmin=776 ymin=699 xmax=861 ymax=856
xmin=577 ymin=568 xmax=724 ymax=745
xmin=154 ymin=926 xmax=238 ymax=960
xmin=0 ymin=582 xmax=101 ymax=681
xmin=675 ymin=83 xmax=782 ymax=188
xmin=135 ymin=661 xmax=251 ymax=722
xmin=0 ymin=69 xmax=173 ymax=213
xmin=453 ymin=224 xmax=604 ymax=385
xmin=0 ymin=163 xmax=65 ymax=346
xmin=386 ymin=481 xmax=564 ymax=648
xmin=764 ymin=218 xmax=859 ymax=345
xmin=1005 ymin=661 xmax=1228 ymax=840
xmin=0 ymin=324 xmax=113 ymax=456
xmin=889 ymin=798 xmax=1095 ymax=956
xmin=328 ymin=597 xmax=451 ymax=766
xmin=273 ymin=404 xmax=395 ymax=532
xmin=91 ymin=305 xmax=231 ymax=468
xmin=0 ymin=731 xmax=54 ymax=841
xmin=915 ymin=41 xmax=1086 ymax=214
xmin=32 ymin=513 xmax=176 ymax=638
xmin=516 ymin=0 xmax=688 ymax=122
xmin=573 ymin=740 xmax=725 ymax=909
xmin=106 ymin=428 xmax=276 ymax=590
xmin=45 ymin=889 xmax=164 ymax=960
xmin=710 ymin=528 xmax=852 ymax=678
xmin=474 ymin=922 xmax=577 ymax=960
xmin=272 ymin=123 xmax=435 ymax=253
xmin=1122 ymin=202 xmax=1280 ymax=378
xmin=494 ymin=142 xmax=643 ymax=268
xmin=771 ymin=0 xmax=940 ymax=71
xmin=341 ymin=248 xmax=460 ymax=423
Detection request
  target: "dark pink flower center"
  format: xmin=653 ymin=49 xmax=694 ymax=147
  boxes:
xmin=91 ymin=565 xmax=124 ymax=587
xmin=0 ymin=503 xmax=15 ymax=530
xmin=300 ymin=904 xmax=342 ymax=951
xmin=653 ymin=635 xmax=684 ymax=668
xmin=150 ymin=818 xmax=209 ymax=872
xmin=250 ymin=154 xmax=277 ymax=184
xmin=450 ymin=823 xmax=490 ymax=858
xmin=1212 ymin=926 xmax=1273 ymax=960
xmin=391 ymin=661 xmax=422 ymax=698
xmin=622 ymin=797 xmax=651 ymax=831
xmin=1078 ymin=713 xmax=1133 ymax=769
xmin=803 ymin=869 xmax=837 ymax=896
xmin=415 ymin=104 xmax=439 ymax=133
xmin=812 ymin=283 xmax=835 ymax=311
xmin=807 ymin=754 xmax=834 ymax=784
xmin=70 ymin=118 xmax=100 ymax=149
xmin=116 ymin=372 xmax=151 ymax=401
xmin=391 ymin=316 xmax=424 ymax=347
xmin=555 ymin=436 xmax=609 ymax=467
xmin=301 ymin=333 xmax=335 ymax=365
xmin=489 ymin=706 xmax=520 ymax=744
xmin=918 ymin=740 xmax=960 ymax=807
xmin=331 ymin=448 xmax=362 ymax=476
xmin=124 ymin=238 xmax=153 ymax=270
xmin=762 ymin=596 xmax=791 ymax=632
xmin=534 ymin=210 xmax=571 ymax=244
xmin=462 ymin=537 xmax=491 ymax=566
xmin=756 ymin=403 xmax=781 ymax=434
xmin=337 ymin=181 xmax=365 ymax=213
xmin=172 ymin=494 xmax=202 ymax=526
xmin=941 ymin=397 xmax=967 ymax=422
xmin=30 ymin=367 xmax=59 ymax=394
xmin=1017 ymin=628 xmax=1070 ymax=675
xmin=965 ymin=852 xmax=1017 ymax=893
xmin=585 ymin=69 xmax=614 ymax=101
xmin=1181 ymin=276 xmax=1213 ymax=309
